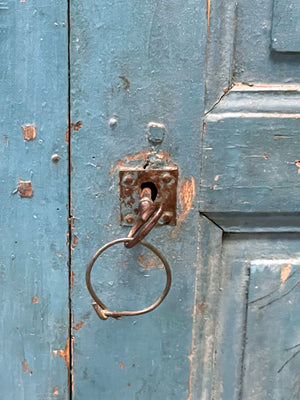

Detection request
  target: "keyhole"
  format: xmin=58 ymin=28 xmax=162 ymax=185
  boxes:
xmin=141 ymin=182 xmax=158 ymax=201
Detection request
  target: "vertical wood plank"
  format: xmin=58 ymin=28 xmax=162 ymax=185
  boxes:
xmin=70 ymin=0 xmax=207 ymax=398
xmin=0 ymin=1 xmax=69 ymax=399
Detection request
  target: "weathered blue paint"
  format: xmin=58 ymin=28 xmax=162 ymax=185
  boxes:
xmin=243 ymin=259 xmax=300 ymax=399
xmin=0 ymin=1 xmax=69 ymax=399
xmin=70 ymin=0 xmax=206 ymax=398
xmin=234 ymin=0 xmax=300 ymax=83
xmin=272 ymin=0 xmax=300 ymax=52
xmin=2 ymin=0 xmax=300 ymax=398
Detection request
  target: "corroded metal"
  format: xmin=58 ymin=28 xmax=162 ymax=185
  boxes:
xmin=86 ymin=238 xmax=171 ymax=320
xmin=119 ymin=167 xmax=178 ymax=226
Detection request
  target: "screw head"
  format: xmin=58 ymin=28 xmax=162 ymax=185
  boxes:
xmin=125 ymin=214 xmax=135 ymax=224
xmin=161 ymin=172 xmax=173 ymax=184
xmin=161 ymin=211 xmax=173 ymax=224
xmin=51 ymin=154 xmax=60 ymax=163
xmin=123 ymin=174 xmax=135 ymax=185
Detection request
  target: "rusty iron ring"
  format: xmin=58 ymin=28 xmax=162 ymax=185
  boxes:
xmin=124 ymin=204 xmax=163 ymax=249
xmin=86 ymin=237 xmax=171 ymax=320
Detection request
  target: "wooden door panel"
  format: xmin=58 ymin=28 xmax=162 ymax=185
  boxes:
xmin=0 ymin=1 xmax=69 ymax=399
xmin=243 ymin=260 xmax=300 ymax=399
xmin=70 ymin=1 xmax=206 ymax=398
xmin=193 ymin=232 xmax=300 ymax=400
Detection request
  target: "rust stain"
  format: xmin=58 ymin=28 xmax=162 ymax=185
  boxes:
xmin=71 ymin=235 xmax=78 ymax=251
xmin=18 ymin=179 xmax=33 ymax=198
xmin=65 ymin=121 xmax=83 ymax=143
xmin=109 ymin=150 xmax=173 ymax=177
xmin=22 ymin=125 xmax=36 ymax=141
xmin=22 ymin=359 xmax=29 ymax=373
xmin=119 ymin=75 xmax=130 ymax=90
xmin=59 ymin=337 xmax=70 ymax=370
xmin=73 ymin=321 xmax=85 ymax=331
xmin=70 ymin=271 xmax=75 ymax=288
xmin=53 ymin=387 xmax=59 ymax=396
xmin=281 ymin=264 xmax=292 ymax=285
xmin=126 ymin=383 xmax=131 ymax=387
xmin=137 ymin=254 xmax=163 ymax=270
xmin=119 ymin=362 xmax=125 ymax=370
xmin=31 ymin=296 xmax=39 ymax=304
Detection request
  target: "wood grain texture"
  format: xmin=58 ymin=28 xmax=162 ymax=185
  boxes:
xmin=243 ymin=259 xmax=300 ymax=399
xmin=212 ymin=233 xmax=300 ymax=399
xmin=0 ymin=1 xmax=69 ymax=399
xmin=70 ymin=0 xmax=207 ymax=398
xmin=201 ymin=117 xmax=300 ymax=214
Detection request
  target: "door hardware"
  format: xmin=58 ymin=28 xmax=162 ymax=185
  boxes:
xmin=86 ymin=166 xmax=175 ymax=321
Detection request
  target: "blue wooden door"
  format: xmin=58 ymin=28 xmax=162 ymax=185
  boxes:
xmin=1 ymin=0 xmax=300 ymax=399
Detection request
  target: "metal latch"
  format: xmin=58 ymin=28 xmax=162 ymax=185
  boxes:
xmin=119 ymin=167 xmax=178 ymax=226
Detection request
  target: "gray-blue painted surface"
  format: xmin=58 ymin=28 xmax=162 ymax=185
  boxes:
xmin=0 ymin=1 xmax=69 ymax=399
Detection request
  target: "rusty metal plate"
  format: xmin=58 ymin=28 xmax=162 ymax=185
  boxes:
xmin=119 ymin=167 xmax=178 ymax=226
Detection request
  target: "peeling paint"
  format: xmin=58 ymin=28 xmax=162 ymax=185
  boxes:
xmin=109 ymin=150 xmax=174 ymax=177
xmin=178 ymin=177 xmax=196 ymax=224
xmin=59 ymin=337 xmax=70 ymax=370
xmin=70 ymin=271 xmax=75 ymax=288
xmin=53 ymin=387 xmax=59 ymax=395
xmin=65 ymin=121 xmax=83 ymax=143
xmin=22 ymin=125 xmax=36 ymax=141
xmin=137 ymin=254 xmax=163 ymax=270
xmin=186 ymin=352 xmax=193 ymax=400
xmin=281 ymin=264 xmax=292 ymax=285
xmin=18 ymin=180 xmax=33 ymax=198
xmin=73 ymin=321 xmax=85 ymax=331
xmin=22 ymin=359 xmax=29 ymax=373
xmin=31 ymin=296 xmax=39 ymax=304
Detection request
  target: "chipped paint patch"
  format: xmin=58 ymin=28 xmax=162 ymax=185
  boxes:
xmin=31 ymin=296 xmax=39 ymax=304
xmin=137 ymin=254 xmax=163 ymax=270
xmin=18 ymin=180 xmax=33 ymax=198
xmin=70 ymin=271 xmax=75 ymax=288
xmin=59 ymin=338 xmax=70 ymax=370
xmin=281 ymin=264 xmax=292 ymax=285
xmin=186 ymin=352 xmax=193 ymax=400
xmin=109 ymin=150 xmax=174 ymax=177
xmin=65 ymin=121 xmax=83 ymax=143
xmin=295 ymin=160 xmax=300 ymax=174
xmin=73 ymin=321 xmax=85 ymax=331
xmin=22 ymin=125 xmax=36 ymax=141
xmin=178 ymin=177 xmax=196 ymax=223
xmin=22 ymin=359 xmax=29 ymax=373
xmin=53 ymin=350 xmax=58 ymax=357
xmin=53 ymin=387 xmax=59 ymax=395
xmin=119 ymin=362 xmax=125 ymax=370
xmin=214 ymin=175 xmax=220 ymax=181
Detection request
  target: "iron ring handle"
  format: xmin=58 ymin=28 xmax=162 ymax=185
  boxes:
xmin=124 ymin=204 xmax=163 ymax=249
xmin=86 ymin=237 xmax=171 ymax=320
